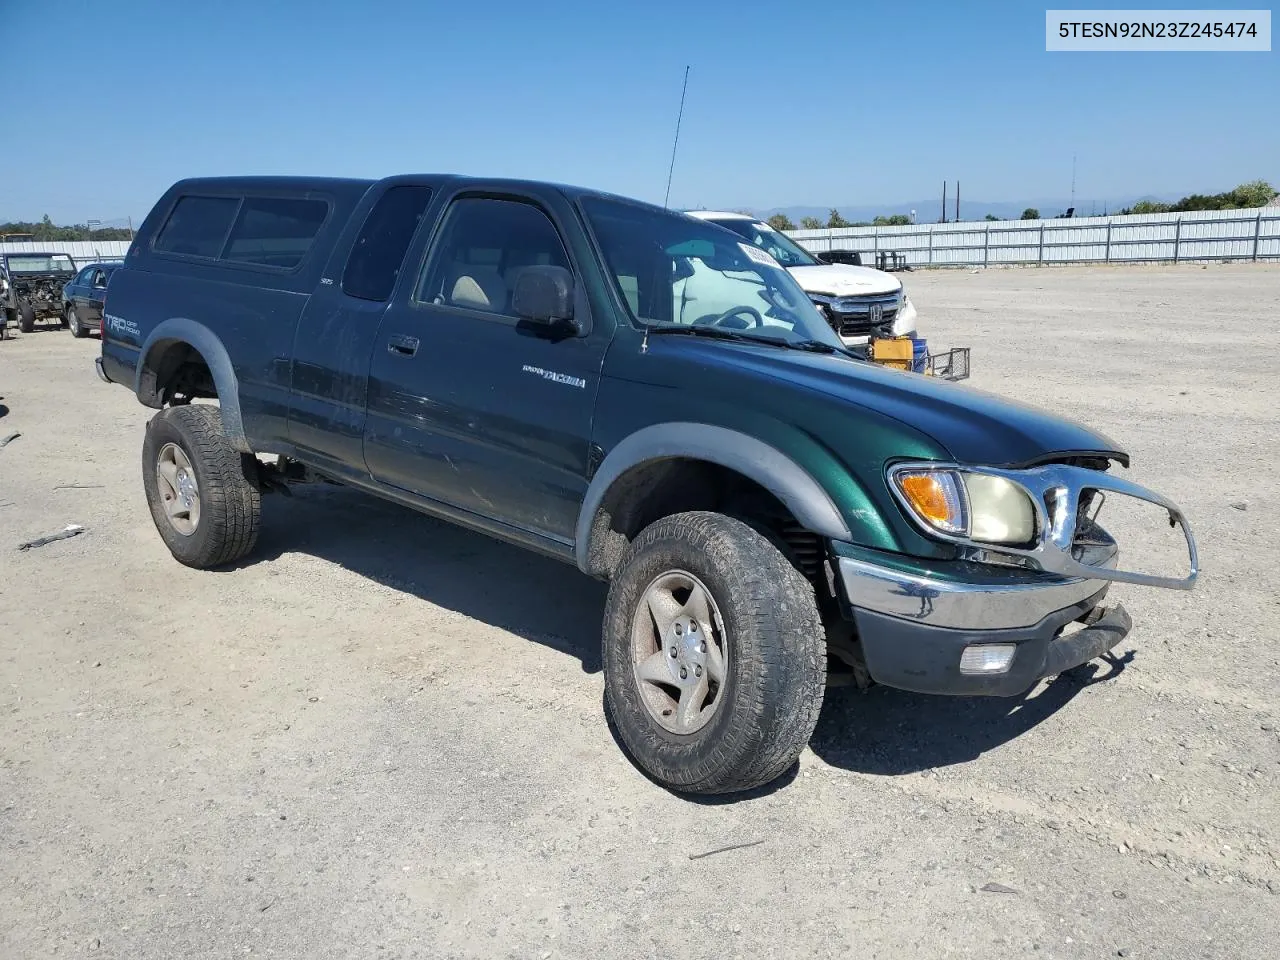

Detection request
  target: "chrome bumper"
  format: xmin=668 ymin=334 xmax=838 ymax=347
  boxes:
xmin=838 ymin=556 xmax=1108 ymax=631
xmin=886 ymin=461 xmax=1199 ymax=592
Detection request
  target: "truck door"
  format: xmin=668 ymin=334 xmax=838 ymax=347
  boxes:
xmin=84 ymin=268 xmax=110 ymax=326
xmin=363 ymin=190 xmax=610 ymax=546
xmin=287 ymin=184 xmax=436 ymax=479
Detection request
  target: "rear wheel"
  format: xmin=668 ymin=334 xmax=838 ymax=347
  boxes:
xmin=142 ymin=404 xmax=261 ymax=568
xmin=602 ymin=511 xmax=826 ymax=795
xmin=18 ymin=302 xmax=35 ymax=333
xmin=67 ymin=306 xmax=85 ymax=338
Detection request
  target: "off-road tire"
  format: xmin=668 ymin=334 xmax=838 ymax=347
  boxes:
xmin=18 ymin=302 xmax=35 ymax=333
xmin=67 ymin=307 xmax=85 ymax=338
xmin=603 ymin=511 xmax=826 ymax=795
xmin=142 ymin=404 xmax=261 ymax=568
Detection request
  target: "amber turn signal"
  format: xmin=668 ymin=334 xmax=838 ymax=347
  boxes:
xmin=894 ymin=470 xmax=968 ymax=534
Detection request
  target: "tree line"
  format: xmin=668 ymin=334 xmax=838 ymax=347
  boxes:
xmin=762 ymin=179 xmax=1276 ymax=231
xmin=1 ymin=214 xmax=133 ymax=242
xmin=1117 ymin=180 xmax=1276 ymax=215
xmin=765 ymin=210 xmax=912 ymax=231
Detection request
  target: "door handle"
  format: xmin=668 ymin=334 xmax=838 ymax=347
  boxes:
xmin=387 ymin=334 xmax=419 ymax=357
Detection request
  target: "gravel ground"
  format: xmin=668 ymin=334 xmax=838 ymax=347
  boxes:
xmin=2 ymin=263 xmax=1278 ymax=959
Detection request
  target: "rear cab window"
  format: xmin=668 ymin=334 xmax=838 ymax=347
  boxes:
xmin=153 ymin=196 xmax=239 ymax=258
xmin=151 ymin=193 xmax=331 ymax=271
xmin=223 ymin=198 xmax=329 ymax=269
xmin=342 ymin=185 xmax=434 ymax=302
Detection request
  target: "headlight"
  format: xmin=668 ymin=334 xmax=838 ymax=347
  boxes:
xmin=891 ymin=467 xmax=1037 ymax=545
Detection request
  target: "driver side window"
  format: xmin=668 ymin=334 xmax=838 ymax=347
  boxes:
xmin=416 ymin=197 xmax=570 ymax=319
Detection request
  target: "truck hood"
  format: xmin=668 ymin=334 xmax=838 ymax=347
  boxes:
xmin=679 ymin=339 xmax=1128 ymax=467
xmin=786 ymin=263 xmax=903 ymax=298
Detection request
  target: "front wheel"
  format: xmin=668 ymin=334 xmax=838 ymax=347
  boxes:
xmin=141 ymin=404 xmax=262 ymax=568
xmin=603 ymin=511 xmax=826 ymax=795
xmin=67 ymin=307 xmax=85 ymax=338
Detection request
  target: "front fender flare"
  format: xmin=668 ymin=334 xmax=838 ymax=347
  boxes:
xmin=135 ymin=317 xmax=249 ymax=452
xmin=574 ymin=422 xmax=853 ymax=574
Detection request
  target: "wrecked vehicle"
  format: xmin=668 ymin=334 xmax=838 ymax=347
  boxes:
xmin=97 ymin=175 xmax=1199 ymax=796
xmin=1 ymin=252 xmax=77 ymax=332
xmin=687 ymin=210 xmax=918 ymax=346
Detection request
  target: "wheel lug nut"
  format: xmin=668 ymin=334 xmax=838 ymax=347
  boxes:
xmin=690 ymin=623 xmax=697 ymax=632
xmin=674 ymin=624 xmax=683 ymax=635
xmin=679 ymin=667 xmax=688 ymax=680
xmin=695 ymin=665 xmax=702 ymax=677
xmin=670 ymin=647 xmax=677 ymax=657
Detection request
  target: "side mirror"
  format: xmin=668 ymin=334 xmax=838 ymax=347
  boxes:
xmin=512 ymin=265 xmax=580 ymax=334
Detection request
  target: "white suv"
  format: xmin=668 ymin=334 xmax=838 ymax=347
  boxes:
xmin=686 ymin=211 xmax=918 ymax=346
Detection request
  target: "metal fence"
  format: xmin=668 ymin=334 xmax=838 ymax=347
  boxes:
xmin=788 ymin=207 xmax=1280 ymax=268
xmin=0 ymin=240 xmax=133 ymax=265
xmin=6 ymin=210 xmax=1280 ymax=271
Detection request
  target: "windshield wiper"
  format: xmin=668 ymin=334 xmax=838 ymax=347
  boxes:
xmin=647 ymin=324 xmax=756 ymax=344
xmin=647 ymin=324 xmax=853 ymax=357
xmin=786 ymin=339 xmax=846 ymax=355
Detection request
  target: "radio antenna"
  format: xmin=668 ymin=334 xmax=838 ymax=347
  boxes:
xmin=663 ymin=66 xmax=691 ymax=209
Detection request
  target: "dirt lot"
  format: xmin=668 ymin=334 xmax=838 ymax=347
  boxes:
xmin=2 ymin=264 xmax=1278 ymax=959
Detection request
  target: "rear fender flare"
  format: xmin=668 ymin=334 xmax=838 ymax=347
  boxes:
xmin=574 ymin=422 xmax=853 ymax=574
xmin=135 ymin=318 xmax=248 ymax=452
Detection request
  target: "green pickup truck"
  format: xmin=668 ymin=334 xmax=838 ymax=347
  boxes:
xmin=96 ymin=174 xmax=1199 ymax=795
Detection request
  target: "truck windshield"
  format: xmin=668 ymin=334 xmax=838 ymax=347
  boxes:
xmin=5 ymin=254 xmax=76 ymax=274
xmin=708 ymin=219 xmax=821 ymax=268
xmin=583 ymin=198 xmax=840 ymax=348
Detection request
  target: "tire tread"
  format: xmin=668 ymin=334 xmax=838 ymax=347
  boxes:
xmin=142 ymin=404 xmax=261 ymax=568
xmin=604 ymin=511 xmax=826 ymax=795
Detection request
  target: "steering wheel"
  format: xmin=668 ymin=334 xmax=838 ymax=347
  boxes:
xmin=706 ymin=306 xmax=764 ymax=330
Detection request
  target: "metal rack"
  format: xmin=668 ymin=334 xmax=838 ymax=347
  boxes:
xmin=923 ymin=346 xmax=970 ymax=381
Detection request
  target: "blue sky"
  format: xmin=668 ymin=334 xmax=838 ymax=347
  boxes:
xmin=1 ymin=0 xmax=1275 ymax=224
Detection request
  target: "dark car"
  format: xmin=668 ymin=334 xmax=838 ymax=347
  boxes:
xmin=60 ymin=261 xmax=121 ymax=337
xmin=1 ymin=251 xmax=78 ymax=332
xmin=95 ymin=174 xmax=1198 ymax=795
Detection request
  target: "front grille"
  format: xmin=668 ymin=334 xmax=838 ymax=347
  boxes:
xmin=838 ymin=307 xmax=898 ymax=337
xmin=817 ymin=292 xmax=901 ymax=337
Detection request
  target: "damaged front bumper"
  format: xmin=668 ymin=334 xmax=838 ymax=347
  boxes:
xmin=835 ymin=462 xmax=1197 ymax=696
xmin=837 ymin=548 xmax=1130 ymax=696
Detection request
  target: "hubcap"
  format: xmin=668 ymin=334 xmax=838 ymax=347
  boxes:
xmin=630 ymin=570 xmax=729 ymax=734
xmin=155 ymin=442 xmax=201 ymax=536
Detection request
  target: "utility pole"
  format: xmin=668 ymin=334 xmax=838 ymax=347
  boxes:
xmin=1071 ymin=154 xmax=1077 ymax=210
xmin=955 ymin=181 xmax=960 ymax=223
xmin=941 ymin=180 xmax=947 ymax=223
xmin=127 ymin=216 xmax=134 ymax=240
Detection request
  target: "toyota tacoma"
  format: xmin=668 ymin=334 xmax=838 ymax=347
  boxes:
xmin=95 ymin=174 xmax=1199 ymax=795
